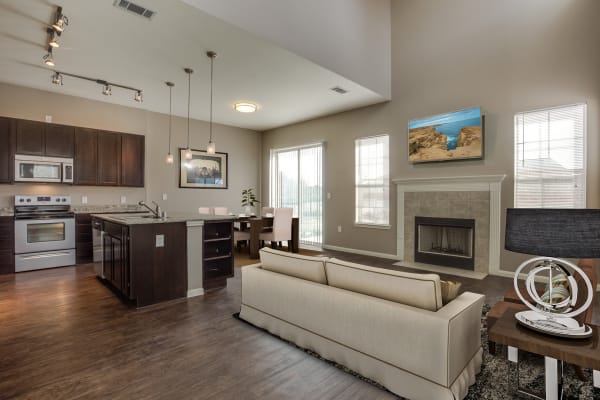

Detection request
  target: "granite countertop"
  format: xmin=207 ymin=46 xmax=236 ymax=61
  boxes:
xmin=92 ymin=212 xmax=235 ymax=225
xmin=0 ymin=207 xmax=14 ymax=217
xmin=73 ymin=205 xmax=146 ymax=214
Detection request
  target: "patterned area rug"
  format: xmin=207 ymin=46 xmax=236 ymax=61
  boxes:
xmin=234 ymin=305 xmax=600 ymax=399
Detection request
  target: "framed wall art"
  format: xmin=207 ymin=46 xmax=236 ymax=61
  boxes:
xmin=179 ymin=148 xmax=228 ymax=189
xmin=408 ymin=107 xmax=483 ymax=163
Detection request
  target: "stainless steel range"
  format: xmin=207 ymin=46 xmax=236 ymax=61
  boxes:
xmin=14 ymin=195 xmax=75 ymax=272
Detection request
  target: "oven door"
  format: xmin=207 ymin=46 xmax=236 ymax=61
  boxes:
xmin=15 ymin=159 xmax=63 ymax=183
xmin=15 ymin=218 xmax=75 ymax=254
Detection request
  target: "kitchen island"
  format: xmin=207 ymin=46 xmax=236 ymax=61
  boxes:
xmin=92 ymin=213 xmax=234 ymax=307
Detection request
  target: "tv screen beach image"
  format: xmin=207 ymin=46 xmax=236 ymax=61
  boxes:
xmin=408 ymin=107 xmax=482 ymax=162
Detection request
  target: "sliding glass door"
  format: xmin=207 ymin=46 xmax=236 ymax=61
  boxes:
xmin=270 ymin=144 xmax=323 ymax=247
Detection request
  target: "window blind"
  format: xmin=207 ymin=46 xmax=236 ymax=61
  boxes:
xmin=514 ymin=104 xmax=586 ymax=208
xmin=355 ymin=135 xmax=389 ymax=226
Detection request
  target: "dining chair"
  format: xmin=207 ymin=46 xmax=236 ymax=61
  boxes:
xmin=198 ymin=207 xmax=212 ymax=214
xmin=213 ymin=207 xmax=229 ymax=215
xmin=259 ymin=207 xmax=293 ymax=250
xmin=234 ymin=229 xmax=251 ymax=252
xmin=261 ymin=207 xmax=274 ymax=217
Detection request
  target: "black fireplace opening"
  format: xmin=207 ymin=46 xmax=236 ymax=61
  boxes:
xmin=414 ymin=216 xmax=475 ymax=270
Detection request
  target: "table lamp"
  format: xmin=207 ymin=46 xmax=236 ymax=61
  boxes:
xmin=505 ymin=208 xmax=600 ymax=338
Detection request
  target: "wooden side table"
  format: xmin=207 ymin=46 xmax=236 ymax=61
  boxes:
xmin=488 ymin=305 xmax=600 ymax=399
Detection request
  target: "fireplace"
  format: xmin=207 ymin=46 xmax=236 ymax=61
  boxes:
xmin=414 ymin=217 xmax=475 ymax=270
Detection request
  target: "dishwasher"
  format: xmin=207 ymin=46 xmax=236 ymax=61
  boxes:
xmin=92 ymin=218 xmax=104 ymax=278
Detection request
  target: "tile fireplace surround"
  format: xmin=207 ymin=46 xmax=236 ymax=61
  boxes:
xmin=393 ymin=175 xmax=506 ymax=277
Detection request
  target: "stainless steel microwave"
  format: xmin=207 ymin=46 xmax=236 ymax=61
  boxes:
xmin=15 ymin=155 xmax=74 ymax=184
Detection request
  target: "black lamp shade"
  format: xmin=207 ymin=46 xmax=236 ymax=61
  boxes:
xmin=505 ymin=208 xmax=600 ymax=258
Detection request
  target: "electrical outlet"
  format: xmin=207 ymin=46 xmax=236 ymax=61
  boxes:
xmin=337 ymin=225 xmax=342 ymax=233
xmin=162 ymin=193 xmax=168 ymax=201
xmin=45 ymin=115 xmax=52 ymax=123
xmin=155 ymin=234 xmax=164 ymax=248
xmin=120 ymin=196 xmax=127 ymax=204
xmin=81 ymin=196 xmax=88 ymax=204
xmin=327 ymin=192 xmax=331 ymax=200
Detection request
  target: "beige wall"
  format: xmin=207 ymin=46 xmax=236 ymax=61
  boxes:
xmin=0 ymin=82 xmax=261 ymax=213
xmin=261 ymin=0 xmax=600 ymax=271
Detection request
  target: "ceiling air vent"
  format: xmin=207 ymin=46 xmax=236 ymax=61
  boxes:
xmin=114 ymin=0 xmax=156 ymax=20
xmin=330 ymin=86 xmax=348 ymax=94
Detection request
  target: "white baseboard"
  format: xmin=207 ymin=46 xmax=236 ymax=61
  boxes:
xmin=322 ymin=244 xmax=401 ymax=260
xmin=187 ymin=288 xmax=205 ymax=298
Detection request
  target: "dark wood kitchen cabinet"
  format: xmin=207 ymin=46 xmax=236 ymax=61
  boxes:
xmin=0 ymin=217 xmax=14 ymax=275
xmin=44 ymin=124 xmax=74 ymax=158
xmin=103 ymin=221 xmax=130 ymax=298
xmin=202 ymin=221 xmax=234 ymax=290
xmin=121 ymin=133 xmax=144 ymax=187
xmin=75 ymin=213 xmax=93 ymax=264
xmin=15 ymin=119 xmax=45 ymax=156
xmin=0 ymin=117 xmax=15 ymax=184
xmin=97 ymin=131 xmax=121 ymax=186
xmin=74 ymin=128 xmax=98 ymax=185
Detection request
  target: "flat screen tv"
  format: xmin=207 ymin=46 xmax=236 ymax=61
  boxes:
xmin=408 ymin=106 xmax=483 ymax=163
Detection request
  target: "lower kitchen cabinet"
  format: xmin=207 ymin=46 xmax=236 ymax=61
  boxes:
xmin=75 ymin=214 xmax=93 ymax=264
xmin=202 ymin=221 xmax=234 ymax=290
xmin=0 ymin=217 xmax=15 ymax=274
xmin=102 ymin=221 xmax=130 ymax=298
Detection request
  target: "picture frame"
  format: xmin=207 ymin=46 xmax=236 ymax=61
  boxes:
xmin=408 ymin=106 xmax=484 ymax=163
xmin=179 ymin=148 xmax=228 ymax=189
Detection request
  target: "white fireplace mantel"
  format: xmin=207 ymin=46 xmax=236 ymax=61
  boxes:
xmin=393 ymin=175 xmax=506 ymax=276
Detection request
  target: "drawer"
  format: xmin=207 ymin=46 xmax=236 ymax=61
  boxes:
xmin=203 ymin=258 xmax=233 ymax=281
xmin=204 ymin=241 xmax=232 ymax=259
xmin=203 ymin=222 xmax=232 ymax=240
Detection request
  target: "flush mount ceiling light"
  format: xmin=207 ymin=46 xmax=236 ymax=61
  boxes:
xmin=51 ymin=72 xmax=63 ymax=85
xmin=234 ymin=102 xmax=257 ymax=113
xmin=206 ymin=51 xmax=217 ymax=155
xmin=165 ymin=81 xmax=175 ymax=164
xmin=184 ymin=67 xmax=194 ymax=160
xmin=134 ymin=90 xmax=143 ymax=103
xmin=52 ymin=6 xmax=69 ymax=32
xmin=102 ymin=83 xmax=112 ymax=96
xmin=42 ymin=48 xmax=55 ymax=66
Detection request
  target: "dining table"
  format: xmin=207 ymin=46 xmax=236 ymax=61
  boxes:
xmin=233 ymin=215 xmax=299 ymax=259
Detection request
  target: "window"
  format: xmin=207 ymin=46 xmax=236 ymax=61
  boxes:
xmin=514 ymin=103 xmax=586 ymax=208
xmin=355 ymin=135 xmax=389 ymax=226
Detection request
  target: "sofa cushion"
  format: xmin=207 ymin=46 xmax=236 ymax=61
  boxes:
xmin=441 ymin=280 xmax=462 ymax=305
xmin=259 ymin=247 xmax=328 ymax=284
xmin=325 ymin=258 xmax=443 ymax=311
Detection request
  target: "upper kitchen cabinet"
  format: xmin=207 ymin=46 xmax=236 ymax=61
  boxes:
xmin=121 ymin=133 xmax=145 ymax=187
xmin=44 ymin=124 xmax=75 ymax=158
xmin=97 ymin=131 xmax=122 ymax=186
xmin=15 ymin=119 xmax=74 ymax=158
xmin=74 ymin=128 xmax=98 ymax=185
xmin=15 ymin=119 xmax=45 ymax=156
xmin=0 ymin=117 xmax=15 ymax=184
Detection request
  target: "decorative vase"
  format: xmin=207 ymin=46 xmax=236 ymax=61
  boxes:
xmin=244 ymin=205 xmax=254 ymax=215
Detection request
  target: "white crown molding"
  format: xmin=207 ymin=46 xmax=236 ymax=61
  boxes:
xmin=394 ymin=174 xmax=506 ymax=276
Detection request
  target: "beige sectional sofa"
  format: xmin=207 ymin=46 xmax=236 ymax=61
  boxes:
xmin=239 ymin=248 xmax=485 ymax=400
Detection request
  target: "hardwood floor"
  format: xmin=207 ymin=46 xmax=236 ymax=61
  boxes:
xmin=1 ymin=251 xmax=598 ymax=399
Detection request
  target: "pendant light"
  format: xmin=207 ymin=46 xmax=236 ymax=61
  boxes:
xmin=165 ymin=81 xmax=175 ymax=164
xmin=183 ymin=68 xmax=194 ymax=160
xmin=206 ymin=51 xmax=217 ymax=154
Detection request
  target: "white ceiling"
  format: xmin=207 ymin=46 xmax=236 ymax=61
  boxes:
xmin=0 ymin=0 xmax=386 ymax=131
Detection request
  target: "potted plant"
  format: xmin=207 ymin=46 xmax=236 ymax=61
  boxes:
xmin=241 ymin=188 xmax=259 ymax=215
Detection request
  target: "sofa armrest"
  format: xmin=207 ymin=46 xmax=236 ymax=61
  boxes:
xmin=241 ymin=263 xmax=263 ymax=270
xmin=436 ymin=292 xmax=485 ymax=386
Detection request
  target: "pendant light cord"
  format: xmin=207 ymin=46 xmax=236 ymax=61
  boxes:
xmin=209 ymin=56 xmax=214 ymax=143
xmin=168 ymin=85 xmax=172 ymax=154
xmin=187 ymin=71 xmax=191 ymax=148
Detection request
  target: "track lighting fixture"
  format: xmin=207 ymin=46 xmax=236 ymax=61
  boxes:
xmin=51 ymin=72 xmax=63 ymax=85
xmin=184 ymin=67 xmax=194 ymax=160
xmin=52 ymin=7 xmax=69 ymax=33
xmin=47 ymin=29 xmax=60 ymax=48
xmin=102 ymin=83 xmax=112 ymax=96
xmin=43 ymin=48 xmax=55 ymax=67
xmin=134 ymin=90 xmax=143 ymax=103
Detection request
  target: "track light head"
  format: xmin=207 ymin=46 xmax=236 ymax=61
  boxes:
xmin=43 ymin=48 xmax=55 ymax=66
xmin=47 ymin=28 xmax=60 ymax=48
xmin=52 ymin=7 xmax=68 ymax=32
xmin=134 ymin=90 xmax=143 ymax=103
xmin=51 ymin=72 xmax=63 ymax=86
xmin=102 ymin=83 xmax=112 ymax=96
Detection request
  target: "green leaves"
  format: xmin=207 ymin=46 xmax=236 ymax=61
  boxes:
xmin=241 ymin=188 xmax=260 ymax=206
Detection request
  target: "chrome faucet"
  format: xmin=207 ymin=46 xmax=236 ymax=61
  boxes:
xmin=138 ymin=200 xmax=160 ymax=218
